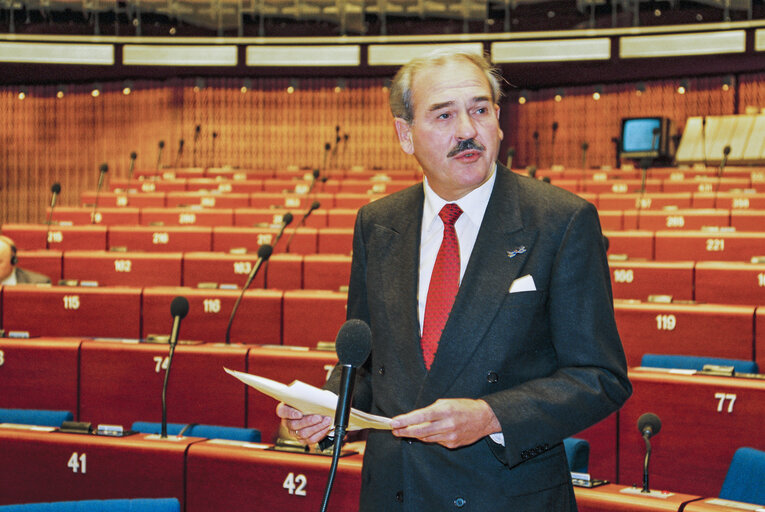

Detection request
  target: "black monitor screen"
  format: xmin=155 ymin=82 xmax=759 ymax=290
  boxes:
xmin=622 ymin=118 xmax=662 ymax=153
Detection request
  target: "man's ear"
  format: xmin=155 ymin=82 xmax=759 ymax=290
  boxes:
xmin=394 ymin=118 xmax=415 ymax=155
xmin=495 ymin=105 xmax=504 ymax=141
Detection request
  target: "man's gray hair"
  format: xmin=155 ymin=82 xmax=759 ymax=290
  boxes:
xmin=389 ymin=49 xmax=504 ymax=124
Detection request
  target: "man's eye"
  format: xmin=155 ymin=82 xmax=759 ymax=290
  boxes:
xmin=475 ymin=107 xmax=487 ymax=114
xmin=438 ymin=113 xmax=450 ymax=119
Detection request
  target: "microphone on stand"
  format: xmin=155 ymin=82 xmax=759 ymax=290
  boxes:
xmin=128 ymin=151 xmax=137 ymax=181
xmin=284 ymin=201 xmax=320 ymax=254
xmin=211 ymin=131 xmax=219 ymax=167
xmin=551 ymin=122 xmax=559 ymax=168
xmin=156 ymin=140 xmax=165 ymax=170
xmin=174 ymin=139 xmax=185 ymax=168
xmin=92 ymin=163 xmax=108 ymax=225
xmin=581 ymin=142 xmax=589 ymax=175
xmin=263 ymin=212 xmax=293 ymax=289
xmin=307 ymin=168 xmax=321 ymax=195
xmin=193 ymin=125 xmax=201 ymax=167
xmin=46 ymin=183 xmax=61 ymax=248
xmin=637 ymin=412 xmax=662 ymax=493
xmin=715 ymin=145 xmax=731 ymax=196
xmin=340 ymin=133 xmax=349 ymax=170
xmin=322 ymin=142 xmax=331 ymax=174
xmin=225 ymin=244 xmax=273 ymax=344
xmin=533 ymin=131 xmax=540 ymax=169
xmin=505 ymin=147 xmax=515 ymax=169
xmin=161 ymin=296 xmax=190 ymax=439
xmin=319 ymin=319 xmax=372 ymax=512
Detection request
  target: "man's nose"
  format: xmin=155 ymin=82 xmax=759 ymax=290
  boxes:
xmin=455 ymin=110 xmax=478 ymax=140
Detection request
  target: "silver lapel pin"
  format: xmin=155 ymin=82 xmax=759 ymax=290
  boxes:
xmin=507 ymin=246 xmax=527 ymax=258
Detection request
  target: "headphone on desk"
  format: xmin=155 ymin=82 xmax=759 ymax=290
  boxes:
xmin=0 ymin=235 xmax=18 ymax=265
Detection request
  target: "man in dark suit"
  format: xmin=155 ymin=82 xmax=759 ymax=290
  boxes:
xmin=278 ymin=50 xmax=631 ymax=511
xmin=0 ymin=235 xmax=51 ymax=285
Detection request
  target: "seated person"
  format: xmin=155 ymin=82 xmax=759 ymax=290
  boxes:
xmin=0 ymin=235 xmax=51 ymax=285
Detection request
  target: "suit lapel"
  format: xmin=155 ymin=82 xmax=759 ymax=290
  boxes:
xmin=377 ymin=188 xmax=430 ymax=386
xmin=419 ymin=166 xmax=539 ymax=403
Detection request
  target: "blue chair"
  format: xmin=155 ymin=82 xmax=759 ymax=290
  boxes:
xmin=0 ymin=498 xmax=180 ymax=512
xmin=0 ymin=409 xmax=73 ymax=428
xmin=719 ymin=447 xmax=765 ymax=506
xmin=640 ymin=354 xmax=759 ymax=374
xmin=130 ymin=421 xmax=261 ymax=443
xmin=563 ymin=437 xmax=590 ymax=474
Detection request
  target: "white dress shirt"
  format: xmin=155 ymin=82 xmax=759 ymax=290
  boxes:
xmin=1 ymin=268 xmax=18 ymax=286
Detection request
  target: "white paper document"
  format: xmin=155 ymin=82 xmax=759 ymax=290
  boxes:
xmin=225 ymin=368 xmax=393 ymax=431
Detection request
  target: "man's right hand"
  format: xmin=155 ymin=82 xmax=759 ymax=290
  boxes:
xmin=276 ymin=402 xmax=333 ymax=445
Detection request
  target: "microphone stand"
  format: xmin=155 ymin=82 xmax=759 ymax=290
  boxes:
xmin=284 ymin=201 xmax=319 ymax=254
xmin=161 ymin=296 xmax=189 ymax=439
xmin=46 ymin=183 xmax=61 ymax=249
xmin=92 ymin=163 xmax=108 ymax=225
xmin=156 ymin=141 xmax=165 ymax=171
xmin=262 ymin=213 xmax=293 ymax=289
xmin=174 ymin=139 xmax=185 ymax=168
xmin=225 ymin=244 xmax=272 ymax=344
xmin=641 ymin=432 xmax=653 ymax=493
xmin=128 ymin=152 xmax=137 ymax=181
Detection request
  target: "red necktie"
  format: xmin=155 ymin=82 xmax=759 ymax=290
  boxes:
xmin=421 ymin=203 xmax=463 ymax=370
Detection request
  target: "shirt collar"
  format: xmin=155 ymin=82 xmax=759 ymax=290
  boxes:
xmin=1 ymin=268 xmax=18 ymax=286
xmin=422 ymin=162 xmax=497 ymax=231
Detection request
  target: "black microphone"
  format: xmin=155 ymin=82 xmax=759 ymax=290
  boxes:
xmin=323 ymin=142 xmax=332 ymax=173
xmin=319 ymin=319 xmax=372 ymax=512
xmin=92 ymin=163 xmax=108 ymax=225
xmin=128 ymin=151 xmax=137 ymax=181
xmin=581 ymin=142 xmax=589 ymax=173
xmin=718 ymin=145 xmax=731 ymax=178
xmin=45 ymin=183 xmax=62 ymax=247
xmin=637 ymin=412 xmax=662 ymax=493
xmin=284 ymin=201 xmax=320 ymax=254
xmin=262 ymin=212 xmax=293 ymax=289
xmin=156 ymin=140 xmax=165 ymax=170
xmin=307 ymin=168 xmax=321 ymax=195
xmin=551 ymin=122 xmax=559 ymax=167
xmin=174 ymin=139 xmax=185 ymax=168
xmin=161 ymin=296 xmax=190 ymax=439
xmin=224 ymin=244 xmax=273 ymax=344
xmin=193 ymin=125 xmax=201 ymax=167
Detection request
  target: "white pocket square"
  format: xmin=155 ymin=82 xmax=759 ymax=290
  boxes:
xmin=509 ymin=274 xmax=536 ymax=293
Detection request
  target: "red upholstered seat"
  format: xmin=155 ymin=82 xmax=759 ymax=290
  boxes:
xmin=212 ymin=227 xmax=317 ymax=254
xmin=16 ymin=249 xmax=63 ymax=283
xmin=603 ymin=230 xmax=655 ymax=260
xmin=608 ymin=260 xmax=694 ymax=301
xmin=108 ymin=226 xmax=213 ymax=252
xmin=302 ymin=254 xmax=352 ymax=291
xmin=623 ymin=209 xmax=730 ymax=230
xmin=182 ymin=252 xmax=302 ymax=290
xmin=62 ymin=251 xmax=183 ymax=287
xmin=654 ymin=231 xmax=765 ymax=261
xmin=282 ymin=290 xmax=347 ymax=347
xmin=140 ymin=207 xmax=235 ymax=227
xmin=694 ymin=261 xmax=765 ymax=306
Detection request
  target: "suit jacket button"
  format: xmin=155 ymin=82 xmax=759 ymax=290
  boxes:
xmin=395 ymin=491 xmax=404 ymax=502
xmin=378 ymin=366 xmax=385 ymax=376
xmin=454 ymin=497 xmax=466 ymax=508
xmin=486 ymin=371 xmax=499 ymax=383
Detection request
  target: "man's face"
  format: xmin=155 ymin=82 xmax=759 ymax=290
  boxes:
xmin=394 ymin=57 xmax=503 ymax=201
xmin=0 ymin=242 xmax=13 ymax=281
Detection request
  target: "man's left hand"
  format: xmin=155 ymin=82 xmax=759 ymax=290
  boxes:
xmin=390 ymin=398 xmax=502 ymax=449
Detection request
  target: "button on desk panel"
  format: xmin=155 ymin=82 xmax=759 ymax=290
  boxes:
xmin=0 ymin=428 xmax=194 ymax=506
xmin=142 ymin=287 xmax=283 ymax=345
xmin=246 ymin=346 xmax=338 ymax=443
xmin=618 ymin=370 xmax=765 ymax=497
xmin=0 ymin=338 xmax=81 ymax=414
xmin=63 ymin=251 xmax=183 ymax=287
xmin=186 ymin=440 xmax=363 ymax=512
xmin=2 ymin=286 xmax=142 ymax=339
xmin=79 ymin=341 xmax=249 ymax=427
xmin=614 ymin=302 xmax=755 ymax=367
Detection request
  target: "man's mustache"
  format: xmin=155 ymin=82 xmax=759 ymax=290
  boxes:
xmin=447 ymin=139 xmax=486 ymax=158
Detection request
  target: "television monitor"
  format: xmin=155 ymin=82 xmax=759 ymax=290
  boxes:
xmin=620 ymin=117 xmax=672 ymax=159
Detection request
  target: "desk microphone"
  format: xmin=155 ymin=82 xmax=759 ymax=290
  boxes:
xmin=128 ymin=151 xmax=137 ymax=181
xmin=284 ymin=201 xmax=320 ymax=253
xmin=46 ymin=183 xmax=62 ymax=248
xmin=224 ymin=244 xmax=273 ymax=344
xmin=156 ymin=140 xmax=165 ymax=170
xmin=637 ymin=412 xmax=662 ymax=493
xmin=161 ymin=296 xmax=189 ymax=439
xmin=319 ymin=319 xmax=372 ymax=512
xmin=263 ymin=212 xmax=293 ymax=289
xmin=714 ymin=145 xmax=731 ymax=196
xmin=307 ymin=169 xmax=321 ymax=195
xmin=92 ymin=163 xmax=108 ymax=224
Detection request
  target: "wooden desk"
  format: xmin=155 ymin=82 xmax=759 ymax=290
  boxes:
xmin=575 ymin=483 xmax=698 ymax=511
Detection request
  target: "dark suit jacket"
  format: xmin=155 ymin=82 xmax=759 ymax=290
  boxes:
xmin=328 ymin=164 xmax=631 ymax=511
xmin=14 ymin=267 xmax=51 ymax=284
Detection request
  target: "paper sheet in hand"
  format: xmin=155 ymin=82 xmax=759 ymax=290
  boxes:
xmin=225 ymin=368 xmax=392 ymax=431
